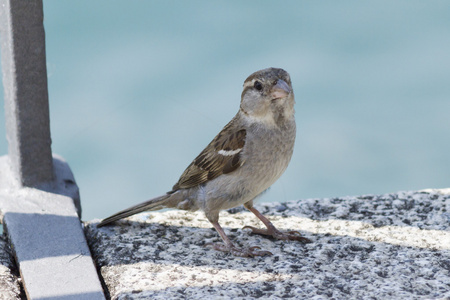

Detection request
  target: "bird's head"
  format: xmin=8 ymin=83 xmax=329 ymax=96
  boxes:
xmin=240 ymin=68 xmax=294 ymax=126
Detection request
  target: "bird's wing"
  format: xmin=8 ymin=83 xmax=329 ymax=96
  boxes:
xmin=172 ymin=117 xmax=246 ymax=191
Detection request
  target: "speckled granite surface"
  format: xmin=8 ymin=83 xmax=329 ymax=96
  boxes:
xmin=0 ymin=235 xmax=21 ymax=300
xmin=86 ymin=189 xmax=450 ymax=299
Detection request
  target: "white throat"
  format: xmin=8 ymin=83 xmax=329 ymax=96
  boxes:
xmin=240 ymin=108 xmax=278 ymax=127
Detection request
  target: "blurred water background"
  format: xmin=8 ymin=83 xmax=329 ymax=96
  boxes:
xmin=0 ymin=1 xmax=449 ymax=221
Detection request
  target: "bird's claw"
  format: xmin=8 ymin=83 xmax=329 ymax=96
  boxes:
xmin=243 ymin=226 xmax=311 ymax=243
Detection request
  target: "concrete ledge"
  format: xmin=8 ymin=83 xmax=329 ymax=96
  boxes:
xmin=0 ymin=155 xmax=105 ymax=299
xmin=87 ymin=189 xmax=450 ymax=299
xmin=0 ymin=235 xmax=21 ymax=299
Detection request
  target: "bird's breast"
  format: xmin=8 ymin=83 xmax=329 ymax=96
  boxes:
xmin=240 ymin=119 xmax=296 ymax=195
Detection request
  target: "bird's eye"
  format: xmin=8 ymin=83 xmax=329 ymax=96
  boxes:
xmin=254 ymin=81 xmax=263 ymax=91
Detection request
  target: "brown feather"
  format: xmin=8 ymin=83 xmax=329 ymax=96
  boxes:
xmin=172 ymin=116 xmax=246 ymax=191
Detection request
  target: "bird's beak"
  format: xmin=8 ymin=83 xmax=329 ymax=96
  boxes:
xmin=270 ymin=79 xmax=291 ymax=100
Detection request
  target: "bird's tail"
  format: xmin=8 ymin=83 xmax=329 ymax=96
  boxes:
xmin=97 ymin=192 xmax=180 ymax=227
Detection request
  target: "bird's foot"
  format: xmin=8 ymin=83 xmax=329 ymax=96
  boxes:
xmin=243 ymin=225 xmax=312 ymax=243
xmin=206 ymin=243 xmax=272 ymax=257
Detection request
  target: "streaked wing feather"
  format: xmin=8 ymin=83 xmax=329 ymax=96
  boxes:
xmin=172 ymin=119 xmax=246 ymax=190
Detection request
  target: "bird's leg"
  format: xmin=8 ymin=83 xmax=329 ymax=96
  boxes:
xmin=207 ymin=220 xmax=272 ymax=257
xmin=243 ymin=203 xmax=311 ymax=243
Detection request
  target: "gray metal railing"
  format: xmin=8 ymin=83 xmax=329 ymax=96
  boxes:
xmin=0 ymin=0 xmax=105 ymax=298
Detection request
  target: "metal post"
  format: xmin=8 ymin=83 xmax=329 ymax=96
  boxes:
xmin=0 ymin=1 xmax=105 ymax=298
xmin=0 ymin=0 xmax=54 ymax=187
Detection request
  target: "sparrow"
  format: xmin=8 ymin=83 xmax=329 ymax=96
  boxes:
xmin=97 ymin=67 xmax=310 ymax=257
